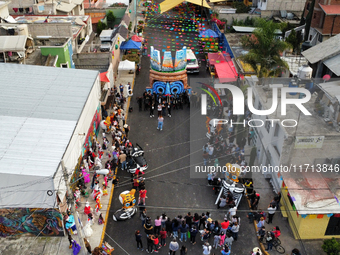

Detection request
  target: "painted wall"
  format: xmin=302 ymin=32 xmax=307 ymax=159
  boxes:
xmin=40 ymin=39 xmax=74 ymax=68
xmin=0 ymin=208 xmax=64 ymax=237
xmin=282 ymin=188 xmax=340 ymax=239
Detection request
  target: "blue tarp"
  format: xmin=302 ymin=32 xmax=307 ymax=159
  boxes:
xmin=199 ymin=29 xmax=218 ymax=38
xmin=120 ymin=40 xmax=142 ymax=50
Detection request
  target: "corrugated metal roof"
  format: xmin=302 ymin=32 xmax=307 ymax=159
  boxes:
xmin=0 ymin=63 xmax=99 ymax=177
xmin=302 ymin=34 xmax=340 ymax=64
xmin=0 ymin=35 xmax=27 ymax=52
xmin=324 ymin=54 xmax=340 ymax=76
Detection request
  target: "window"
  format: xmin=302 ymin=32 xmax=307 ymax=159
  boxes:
xmin=325 ymin=215 xmax=340 ymax=235
xmin=274 ymin=123 xmax=280 ymax=136
xmin=60 ymin=63 xmax=68 ymax=68
xmin=313 ymin=13 xmax=316 ymax=19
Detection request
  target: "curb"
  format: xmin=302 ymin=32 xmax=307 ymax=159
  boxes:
xmin=247 ymin=196 xmax=269 ymax=255
xmin=99 ymin=76 xmax=136 ymax=246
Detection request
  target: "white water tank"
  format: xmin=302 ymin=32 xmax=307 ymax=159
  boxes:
xmin=298 ymin=65 xmax=312 ymax=79
xmin=16 ymin=24 xmax=29 ymax=36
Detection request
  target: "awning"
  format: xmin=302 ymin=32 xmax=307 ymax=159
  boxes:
xmin=100 ymin=72 xmax=110 ymax=83
xmin=215 ymin=61 xmax=239 ymax=83
xmin=207 ymin=52 xmax=231 ymax=66
xmin=131 ymin=35 xmax=143 ymax=42
xmin=120 ymin=39 xmax=142 ymax=50
xmin=210 ymin=0 xmax=227 ymax=2
xmin=118 ymin=60 xmax=135 ymax=71
xmin=56 ymin=2 xmax=76 ymax=13
xmin=324 ymin=55 xmax=340 ymax=76
xmin=199 ymin=29 xmax=218 ymax=38
xmin=0 ymin=35 xmax=27 ymax=52
xmin=160 ymin=0 xmax=210 ymax=13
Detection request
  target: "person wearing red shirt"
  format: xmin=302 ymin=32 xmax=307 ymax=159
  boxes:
xmin=160 ymin=228 xmax=167 ymax=246
xmin=138 ymin=188 xmax=147 ymax=205
xmin=221 ymin=218 xmax=230 ymax=234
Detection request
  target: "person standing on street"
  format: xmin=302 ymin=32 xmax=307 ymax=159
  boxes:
xmin=138 ymin=188 xmax=147 ymax=205
xmin=135 ymin=230 xmax=144 ymax=251
xmin=169 ymin=238 xmax=179 ymax=255
xmin=267 ymin=204 xmax=277 ymax=224
xmin=157 ymin=103 xmax=162 ymax=117
xmin=157 ymin=115 xmax=164 ymax=131
xmin=123 ymin=124 xmax=130 ymax=138
xmin=202 ymin=241 xmax=212 ymax=255
xmin=150 ymin=103 xmax=155 ymax=117
xmin=118 ymin=151 xmax=127 ymax=171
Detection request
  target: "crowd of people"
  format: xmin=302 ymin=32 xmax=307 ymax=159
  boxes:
xmin=134 ymin=210 xmax=244 ymax=254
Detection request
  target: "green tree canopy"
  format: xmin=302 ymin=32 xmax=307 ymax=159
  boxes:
xmin=97 ymin=20 xmax=107 ymax=35
xmin=285 ymin=29 xmax=301 ymax=54
xmin=107 ymin=11 xmax=116 ymax=22
xmin=240 ymin=18 xmax=290 ymax=79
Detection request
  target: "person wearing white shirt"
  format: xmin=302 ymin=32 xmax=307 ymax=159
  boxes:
xmin=267 ymin=204 xmax=277 ymax=224
xmin=202 ymin=242 xmax=212 ymax=255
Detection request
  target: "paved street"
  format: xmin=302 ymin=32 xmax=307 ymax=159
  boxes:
xmin=104 ymin=5 xmax=259 ymax=254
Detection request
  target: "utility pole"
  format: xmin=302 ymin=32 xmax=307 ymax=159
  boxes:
xmin=61 ymin=160 xmax=87 ymax=255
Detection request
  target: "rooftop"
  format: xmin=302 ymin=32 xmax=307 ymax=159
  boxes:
xmin=302 ymin=33 xmax=340 ymax=64
xmin=0 ymin=63 xmax=99 ymax=176
xmin=246 ymin=77 xmax=340 ymax=137
xmin=0 ymin=35 xmax=27 ymax=52
xmin=319 ymin=4 xmax=340 ymax=15
xmin=282 ymin=171 xmax=340 ymax=214
xmin=12 ymin=15 xmax=89 ymax=39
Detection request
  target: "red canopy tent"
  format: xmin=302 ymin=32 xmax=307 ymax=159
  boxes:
xmin=100 ymin=72 xmax=110 ymax=83
xmin=214 ymin=62 xmax=239 ymax=83
xmin=131 ymin=35 xmax=143 ymax=42
xmin=206 ymin=52 xmax=241 ymax=83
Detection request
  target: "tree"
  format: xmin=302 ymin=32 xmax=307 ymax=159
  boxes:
xmin=97 ymin=20 xmax=107 ymax=35
xmin=106 ymin=11 xmax=116 ymax=28
xmin=240 ymin=18 xmax=290 ymax=81
xmin=322 ymin=238 xmax=340 ymax=255
xmin=107 ymin=11 xmax=116 ymax=22
xmin=286 ymin=29 xmax=301 ymax=54
xmin=304 ymin=0 xmax=315 ymax=41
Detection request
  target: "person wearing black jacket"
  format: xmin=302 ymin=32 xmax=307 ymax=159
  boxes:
xmin=184 ymin=212 xmax=193 ymax=229
xmin=135 ymin=230 xmax=144 ymax=251
xmin=144 ymin=219 xmax=154 ymax=237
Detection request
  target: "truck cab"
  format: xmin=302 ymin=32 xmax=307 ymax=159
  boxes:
xmin=186 ymin=49 xmax=200 ymax=73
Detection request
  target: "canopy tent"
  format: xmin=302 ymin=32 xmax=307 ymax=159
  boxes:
xmin=118 ymin=60 xmax=135 ymax=71
xmin=131 ymin=35 xmax=143 ymax=42
xmin=120 ymin=39 xmax=142 ymax=50
xmin=199 ymin=29 xmax=218 ymax=38
xmin=160 ymin=0 xmax=211 ymax=13
xmin=214 ymin=62 xmax=239 ymax=83
xmin=100 ymin=71 xmax=110 ymax=83
xmin=207 ymin=52 xmax=231 ymax=66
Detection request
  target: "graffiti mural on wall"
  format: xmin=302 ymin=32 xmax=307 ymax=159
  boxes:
xmin=83 ymin=104 xmax=102 ymax=156
xmin=0 ymin=208 xmax=64 ymax=237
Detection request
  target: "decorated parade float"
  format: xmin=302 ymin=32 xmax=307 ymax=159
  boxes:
xmin=146 ymin=46 xmax=191 ymax=96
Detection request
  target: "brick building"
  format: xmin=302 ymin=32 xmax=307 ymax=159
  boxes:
xmin=304 ymin=0 xmax=340 ymax=45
